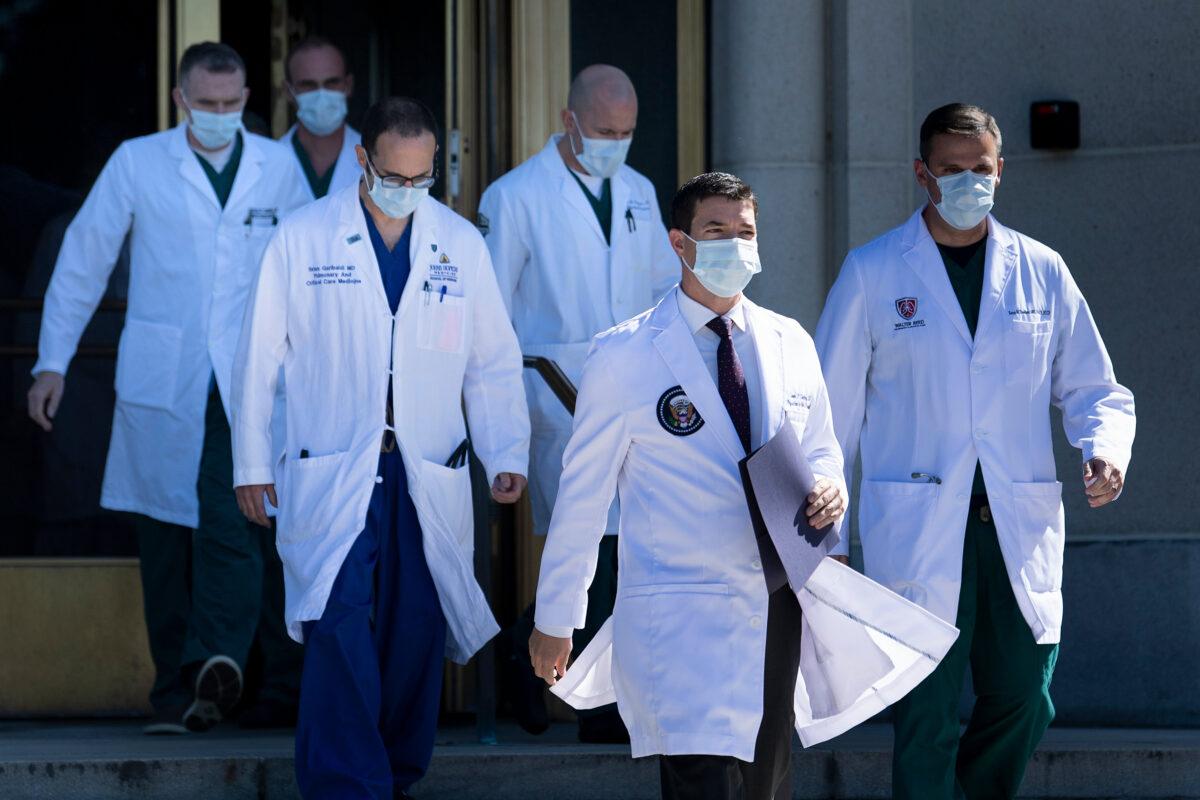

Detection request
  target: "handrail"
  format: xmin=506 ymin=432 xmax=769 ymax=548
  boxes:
xmin=0 ymin=299 xmax=127 ymax=312
xmin=522 ymin=355 xmax=577 ymax=414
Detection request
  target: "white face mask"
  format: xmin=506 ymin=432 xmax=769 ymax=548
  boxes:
xmin=183 ymin=96 xmax=243 ymax=149
xmin=924 ymin=164 xmax=996 ymax=230
xmin=364 ymin=158 xmax=428 ymax=219
xmin=294 ymin=87 xmax=348 ymax=136
xmin=569 ymin=111 xmax=632 ymax=178
xmin=682 ymin=233 xmax=761 ymax=298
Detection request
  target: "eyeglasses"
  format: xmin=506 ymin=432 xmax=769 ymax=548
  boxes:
xmin=366 ymin=153 xmax=438 ymax=190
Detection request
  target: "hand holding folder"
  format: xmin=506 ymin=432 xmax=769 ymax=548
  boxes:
xmin=739 ymin=419 xmax=840 ymax=592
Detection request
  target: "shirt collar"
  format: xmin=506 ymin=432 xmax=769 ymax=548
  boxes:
xmin=676 ymin=286 xmax=747 ymax=335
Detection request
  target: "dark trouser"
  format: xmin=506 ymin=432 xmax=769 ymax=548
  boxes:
xmin=659 ymin=586 xmax=802 ymax=800
xmin=891 ymin=498 xmax=1059 ymax=800
xmin=135 ymin=386 xmax=301 ymax=710
xmin=295 ymin=448 xmax=447 ymax=799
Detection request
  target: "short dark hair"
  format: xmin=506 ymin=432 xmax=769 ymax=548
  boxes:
xmin=919 ymin=103 xmax=1002 ymax=163
xmin=178 ymin=42 xmax=245 ymax=89
xmin=669 ymin=172 xmax=758 ymax=234
xmin=360 ymin=96 xmax=440 ymax=156
xmin=285 ymin=35 xmax=346 ymax=83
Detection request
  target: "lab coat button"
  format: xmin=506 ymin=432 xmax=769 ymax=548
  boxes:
xmin=971 ymin=363 xmax=985 ymax=374
xmin=375 ymin=476 xmax=383 ymax=484
xmin=751 ymin=559 xmax=762 ymax=570
xmin=974 ymin=428 xmax=987 ymax=438
xmin=750 ymin=616 xmax=762 ymax=629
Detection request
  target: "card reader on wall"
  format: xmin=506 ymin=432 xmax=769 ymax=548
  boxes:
xmin=1030 ymin=100 xmax=1080 ymax=150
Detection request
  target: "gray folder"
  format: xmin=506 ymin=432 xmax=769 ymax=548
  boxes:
xmin=739 ymin=419 xmax=840 ymax=592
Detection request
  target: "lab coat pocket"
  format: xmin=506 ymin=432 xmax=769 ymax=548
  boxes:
xmin=1010 ymin=481 xmax=1065 ymax=592
xmin=859 ymin=480 xmax=939 ymax=600
xmin=114 ymin=318 xmax=182 ymax=410
xmin=417 ymin=293 xmax=466 ymax=354
xmin=614 ymin=583 xmax=735 ymax=736
xmin=277 ymin=450 xmax=348 ymax=544
xmin=421 ymin=459 xmax=474 ymax=554
xmin=1004 ymin=319 xmax=1053 ymax=385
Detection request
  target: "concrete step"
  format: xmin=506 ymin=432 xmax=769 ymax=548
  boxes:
xmin=1 ymin=721 xmax=1197 ymax=799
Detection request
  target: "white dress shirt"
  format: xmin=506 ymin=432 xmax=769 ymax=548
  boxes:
xmin=675 ymin=286 xmax=763 ymax=450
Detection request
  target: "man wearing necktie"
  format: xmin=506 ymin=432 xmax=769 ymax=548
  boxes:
xmin=530 ymin=172 xmax=851 ymax=800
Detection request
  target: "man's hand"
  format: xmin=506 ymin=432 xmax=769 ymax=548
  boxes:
xmin=806 ymin=477 xmax=848 ymax=530
xmin=828 ymin=554 xmax=850 ymax=566
xmin=27 ymin=371 xmax=65 ymax=432
xmin=529 ymin=628 xmax=572 ymax=686
xmin=236 ymin=484 xmax=277 ymax=527
xmin=1083 ymin=457 xmax=1123 ymax=508
xmin=491 ymin=472 xmax=527 ymax=504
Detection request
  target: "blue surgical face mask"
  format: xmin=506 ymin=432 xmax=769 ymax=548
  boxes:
xmin=683 ymin=233 xmax=761 ymax=298
xmin=569 ymin=111 xmax=632 ymax=179
xmin=364 ymin=157 xmax=428 ymax=219
xmin=294 ymin=88 xmax=348 ymax=136
xmin=924 ymin=164 xmax=996 ymax=230
xmin=183 ymin=96 xmax=243 ymax=149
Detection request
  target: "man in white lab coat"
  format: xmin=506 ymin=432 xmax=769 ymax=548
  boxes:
xmin=281 ymin=36 xmax=361 ymax=203
xmin=815 ymin=103 xmax=1137 ymax=799
xmin=478 ymin=63 xmax=678 ymax=740
xmin=530 ymin=173 xmax=959 ymax=800
xmin=232 ymin=96 xmax=529 ymax=798
xmin=27 ymin=42 xmax=302 ymax=735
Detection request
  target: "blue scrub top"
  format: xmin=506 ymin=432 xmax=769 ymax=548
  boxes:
xmin=361 ymin=199 xmax=413 ymax=315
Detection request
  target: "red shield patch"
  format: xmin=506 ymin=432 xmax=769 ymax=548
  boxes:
xmin=896 ymin=297 xmax=918 ymax=320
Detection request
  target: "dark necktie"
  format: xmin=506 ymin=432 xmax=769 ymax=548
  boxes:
xmin=706 ymin=316 xmax=752 ymax=454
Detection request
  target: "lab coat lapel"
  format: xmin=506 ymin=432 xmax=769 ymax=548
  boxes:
xmin=900 ymin=210 xmax=972 ymax=346
xmin=651 ymin=294 xmax=746 ymax=464
xmin=334 ymin=183 xmax=390 ymax=313
xmin=974 ymin=216 xmax=1019 ymax=342
xmin=171 ymin=124 xmax=221 ymax=212
xmin=225 ymin=131 xmax=263 ymax=212
xmin=560 ymin=173 xmax=606 ymax=244
xmin=743 ymin=300 xmax=784 ymax=446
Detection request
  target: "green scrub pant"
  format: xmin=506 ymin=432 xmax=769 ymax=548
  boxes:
xmin=891 ymin=501 xmax=1059 ymax=800
xmin=134 ymin=386 xmax=302 ymax=711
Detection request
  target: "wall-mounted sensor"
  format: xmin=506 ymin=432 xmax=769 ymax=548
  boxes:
xmin=1030 ymin=100 xmax=1080 ymax=150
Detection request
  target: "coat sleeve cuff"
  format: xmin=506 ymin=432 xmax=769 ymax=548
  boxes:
xmin=234 ymin=466 xmax=276 ymax=488
xmin=30 ymin=358 xmax=68 ymax=378
xmin=534 ymin=623 xmax=575 ymax=639
xmin=485 ymin=458 xmax=528 ymax=489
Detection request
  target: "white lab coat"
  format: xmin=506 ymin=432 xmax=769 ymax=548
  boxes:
xmin=280 ymin=123 xmax=362 ymax=203
xmin=814 ymin=209 xmax=1136 ymax=644
xmin=478 ymin=135 xmax=679 ymax=533
xmin=34 ymin=124 xmax=301 ymax=527
xmin=536 ymin=291 xmax=959 ymax=759
xmin=231 ymin=182 xmax=529 ymax=662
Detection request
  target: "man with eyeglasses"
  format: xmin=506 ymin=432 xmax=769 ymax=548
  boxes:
xmin=281 ymin=36 xmax=361 ymax=202
xmin=478 ymin=62 xmax=678 ymax=744
xmin=28 ymin=41 xmax=301 ymax=735
xmin=232 ymin=96 xmax=529 ymax=798
xmin=814 ymin=103 xmax=1136 ymax=799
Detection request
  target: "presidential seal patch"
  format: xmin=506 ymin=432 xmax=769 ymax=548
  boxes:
xmin=657 ymin=386 xmax=704 ymax=436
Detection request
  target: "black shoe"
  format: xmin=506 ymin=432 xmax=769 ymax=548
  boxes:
xmin=184 ymin=655 xmax=243 ymax=732
xmin=143 ymin=705 xmax=189 ymax=735
xmin=237 ymin=698 xmax=298 ymax=729
xmin=578 ymin=708 xmax=630 ymax=744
